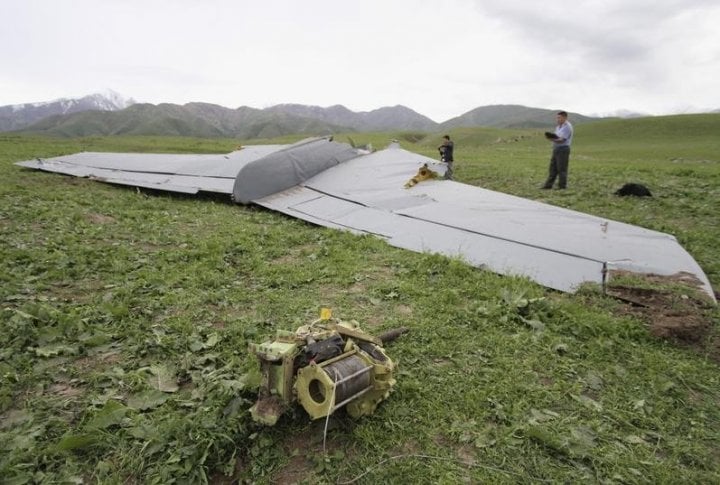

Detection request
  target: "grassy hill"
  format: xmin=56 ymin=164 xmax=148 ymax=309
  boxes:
xmin=1 ymin=115 xmax=718 ymax=483
xmin=440 ymin=104 xmax=601 ymax=129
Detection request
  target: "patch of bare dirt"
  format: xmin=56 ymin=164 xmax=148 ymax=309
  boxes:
xmin=538 ymin=376 xmax=555 ymax=387
xmin=346 ymin=282 xmax=368 ymax=294
xmin=50 ymin=278 xmax=108 ymax=304
xmin=270 ymin=449 xmax=313 ymax=485
xmin=271 ymin=243 xmax=320 ymax=265
xmin=395 ymin=304 xmax=413 ymax=316
xmin=73 ymin=351 xmax=122 ymax=372
xmin=86 ymin=212 xmax=116 ymax=224
xmin=456 ymin=445 xmax=477 ymax=467
xmin=606 ymin=272 xmax=719 ymax=361
xmin=269 ymin=419 xmax=356 ymax=485
xmin=48 ymin=382 xmax=84 ymax=398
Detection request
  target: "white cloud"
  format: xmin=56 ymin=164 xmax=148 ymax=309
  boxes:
xmin=1 ymin=0 xmax=719 ymax=121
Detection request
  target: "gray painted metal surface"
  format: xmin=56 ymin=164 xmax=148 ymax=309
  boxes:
xmin=232 ymin=137 xmax=362 ymax=204
xmin=257 ymin=144 xmax=715 ymax=300
xmin=16 ymin=142 xmax=715 ymax=301
xmin=15 ymin=145 xmax=285 ymax=193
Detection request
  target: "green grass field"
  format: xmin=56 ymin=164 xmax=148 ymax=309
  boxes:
xmin=1 ymin=115 xmax=719 ymax=484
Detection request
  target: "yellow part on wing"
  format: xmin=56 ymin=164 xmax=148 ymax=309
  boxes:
xmin=404 ymin=163 xmax=439 ymax=188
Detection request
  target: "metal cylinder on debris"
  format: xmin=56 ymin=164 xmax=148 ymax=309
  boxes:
xmin=295 ymin=353 xmax=373 ymax=419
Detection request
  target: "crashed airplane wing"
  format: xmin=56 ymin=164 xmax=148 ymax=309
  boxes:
xmin=253 ymin=144 xmax=715 ymax=301
xmin=14 ymin=145 xmax=287 ymax=194
xmin=16 ymin=138 xmax=715 ymax=301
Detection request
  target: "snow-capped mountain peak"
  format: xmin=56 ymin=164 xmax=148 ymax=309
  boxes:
xmin=89 ymin=89 xmax=135 ymax=110
xmin=0 ymin=90 xmax=136 ymax=131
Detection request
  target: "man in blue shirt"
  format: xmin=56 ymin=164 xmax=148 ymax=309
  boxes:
xmin=541 ymin=111 xmax=573 ymax=189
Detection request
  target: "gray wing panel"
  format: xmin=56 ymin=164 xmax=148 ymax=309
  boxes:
xmin=257 ymin=186 xmax=366 ymax=233
xmin=257 ymin=186 xmax=606 ymax=293
xmin=15 ymin=145 xmax=285 ymax=195
xmin=20 ymin=146 xmax=284 ymax=176
xmin=232 ymin=137 xmax=362 ymax=204
xmin=16 ymin=159 xmax=234 ymax=194
xmin=296 ymin=146 xmax=715 ymax=299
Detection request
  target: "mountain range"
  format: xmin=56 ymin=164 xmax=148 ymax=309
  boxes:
xmin=1 ymin=91 xmax=610 ymax=139
xmin=0 ymin=90 xmax=134 ymax=132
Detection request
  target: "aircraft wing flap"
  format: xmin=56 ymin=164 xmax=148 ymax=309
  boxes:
xmin=257 ymin=186 xmax=607 ymax=293
xmin=17 ymin=153 xmax=243 ymax=194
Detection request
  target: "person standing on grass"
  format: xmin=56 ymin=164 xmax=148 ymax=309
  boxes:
xmin=541 ymin=111 xmax=574 ymax=189
xmin=438 ymin=134 xmax=454 ymax=180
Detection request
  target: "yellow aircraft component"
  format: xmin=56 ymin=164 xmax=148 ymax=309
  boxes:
xmin=249 ymin=314 xmax=398 ymax=425
xmin=404 ymin=163 xmax=439 ymax=188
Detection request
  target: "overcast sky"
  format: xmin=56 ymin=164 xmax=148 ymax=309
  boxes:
xmin=2 ymin=0 xmax=719 ymax=122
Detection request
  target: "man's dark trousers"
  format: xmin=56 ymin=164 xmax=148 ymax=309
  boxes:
xmin=543 ymin=145 xmax=570 ymax=189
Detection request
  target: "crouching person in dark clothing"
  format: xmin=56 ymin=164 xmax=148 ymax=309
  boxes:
xmin=438 ymin=134 xmax=454 ymax=180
